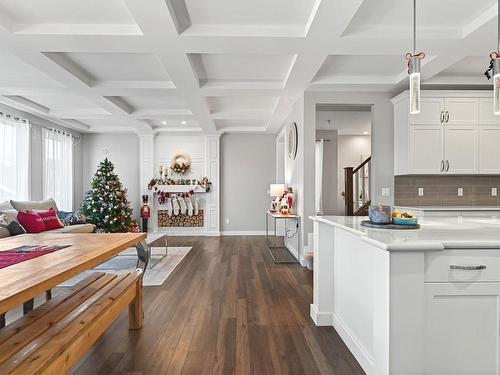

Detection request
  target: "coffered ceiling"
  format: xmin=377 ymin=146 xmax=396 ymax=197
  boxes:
xmin=0 ymin=0 xmax=496 ymax=134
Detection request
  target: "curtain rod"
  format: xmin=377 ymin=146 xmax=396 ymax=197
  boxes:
xmin=0 ymin=111 xmax=81 ymax=141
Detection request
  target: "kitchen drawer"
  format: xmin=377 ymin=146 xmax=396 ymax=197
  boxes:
xmin=425 ymin=250 xmax=500 ymax=282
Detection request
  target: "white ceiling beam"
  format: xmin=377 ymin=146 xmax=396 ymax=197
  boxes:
xmin=123 ymin=0 xmax=216 ymax=133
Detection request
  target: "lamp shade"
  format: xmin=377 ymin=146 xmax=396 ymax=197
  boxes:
xmin=270 ymin=184 xmax=285 ymax=197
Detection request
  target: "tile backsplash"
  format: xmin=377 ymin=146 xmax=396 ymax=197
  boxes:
xmin=394 ymin=175 xmax=500 ymax=207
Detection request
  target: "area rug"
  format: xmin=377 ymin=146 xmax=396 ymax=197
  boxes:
xmin=59 ymin=245 xmax=192 ymax=287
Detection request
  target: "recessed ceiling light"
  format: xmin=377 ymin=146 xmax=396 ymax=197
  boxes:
xmin=363 ymin=131 xmax=369 ymax=135
xmin=161 ymin=121 xmax=167 ymax=125
xmin=181 ymin=121 xmax=187 ymax=125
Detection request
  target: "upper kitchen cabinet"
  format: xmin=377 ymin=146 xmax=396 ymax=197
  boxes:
xmin=393 ymin=91 xmax=495 ymax=175
xmin=409 ymin=98 xmax=444 ymax=125
xmin=479 ymin=98 xmax=500 ymax=125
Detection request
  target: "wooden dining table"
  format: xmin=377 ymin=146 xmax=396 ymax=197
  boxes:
xmin=0 ymin=232 xmax=146 ymax=315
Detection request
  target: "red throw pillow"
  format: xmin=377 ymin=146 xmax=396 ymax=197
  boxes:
xmin=17 ymin=211 xmax=46 ymax=233
xmin=37 ymin=208 xmax=64 ymax=230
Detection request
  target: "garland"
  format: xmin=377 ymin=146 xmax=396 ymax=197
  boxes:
xmin=170 ymin=151 xmax=191 ymax=174
xmin=148 ymin=177 xmax=211 ymax=192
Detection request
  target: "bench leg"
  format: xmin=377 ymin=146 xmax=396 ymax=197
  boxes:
xmin=0 ymin=313 xmax=5 ymax=328
xmin=128 ymin=277 xmax=143 ymax=330
xmin=23 ymin=298 xmax=34 ymax=315
xmin=45 ymin=289 xmax=52 ymax=301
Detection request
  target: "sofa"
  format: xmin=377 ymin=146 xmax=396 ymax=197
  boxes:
xmin=0 ymin=198 xmax=95 ymax=239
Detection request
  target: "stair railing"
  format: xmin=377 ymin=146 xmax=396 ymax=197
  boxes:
xmin=344 ymin=156 xmax=371 ymax=216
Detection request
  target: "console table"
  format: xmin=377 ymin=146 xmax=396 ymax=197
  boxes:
xmin=265 ymin=211 xmax=300 ymax=264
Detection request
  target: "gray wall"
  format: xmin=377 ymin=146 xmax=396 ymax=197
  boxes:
xmin=277 ymin=91 xmax=395 ymax=259
xmin=220 ymin=133 xmax=276 ymax=233
xmin=82 ymin=133 xmax=140 ymax=220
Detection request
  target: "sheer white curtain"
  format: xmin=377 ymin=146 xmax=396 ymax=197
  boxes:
xmin=315 ymin=140 xmax=324 ymax=215
xmin=42 ymin=128 xmax=73 ymax=211
xmin=0 ymin=116 xmax=29 ymax=201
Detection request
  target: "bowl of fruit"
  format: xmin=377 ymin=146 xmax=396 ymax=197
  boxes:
xmin=392 ymin=211 xmax=418 ymax=225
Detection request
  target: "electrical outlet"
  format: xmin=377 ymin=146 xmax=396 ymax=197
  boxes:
xmin=492 ymin=187 xmax=498 ymax=197
xmin=225 ymin=218 xmax=230 ymax=224
xmin=381 ymin=187 xmax=391 ymax=197
xmin=418 ymin=187 xmax=424 ymax=196
xmin=457 ymin=187 xmax=463 ymax=197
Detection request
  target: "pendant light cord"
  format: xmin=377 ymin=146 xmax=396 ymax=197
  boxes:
xmin=413 ymin=0 xmax=416 ymax=54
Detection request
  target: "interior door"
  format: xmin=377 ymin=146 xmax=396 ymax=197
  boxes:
xmin=444 ymin=126 xmax=478 ymax=174
xmin=424 ymin=282 xmax=500 ymax=375
xmin=409 ymin=126 xmax=445 ymax=174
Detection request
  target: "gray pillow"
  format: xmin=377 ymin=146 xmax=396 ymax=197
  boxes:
xmin=0 ymin=209 xmax=18 ymax=223
xmin=10 ymin=198 xmax=59 ymax=212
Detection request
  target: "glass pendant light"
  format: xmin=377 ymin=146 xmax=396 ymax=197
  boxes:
xmin=406 ymin=0 xmax=425 ymax=114
xmin=493 ymin=0 xmax=500 ymax=114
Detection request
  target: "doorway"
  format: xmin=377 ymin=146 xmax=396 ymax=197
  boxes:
xmin=315 ymin=104 xmax=372 ymax=215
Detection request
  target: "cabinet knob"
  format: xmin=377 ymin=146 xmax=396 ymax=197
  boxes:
xmin=446 ymin=160 xmax=450 ymax=172
xmin=440 ymin=160 xmax=444 ymax=172
xmin=440 ymin=111 xmax=445 ymax=123
xmin=445 ymin=111 xmax=450 ymax=123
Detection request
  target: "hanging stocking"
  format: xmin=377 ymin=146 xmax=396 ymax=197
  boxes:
xmin=172 ymin=195 xmax=180 ymax=216
xmin=165 ymin=197 xmax=173 ymax=217
xmin=179 ymin=194 xmax=187 ymax=215
xmin=194 ymin=197 xmax=199 ymax=215
xmin=185 ymin=194 xmax=194 ymax=216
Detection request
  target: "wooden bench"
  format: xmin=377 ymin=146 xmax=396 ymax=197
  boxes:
xmin=0 ymin=271 xmax=144 ymax=375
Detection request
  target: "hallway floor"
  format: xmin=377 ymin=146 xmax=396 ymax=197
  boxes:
xmin=72 ymin=236 xmax=364 ymax=375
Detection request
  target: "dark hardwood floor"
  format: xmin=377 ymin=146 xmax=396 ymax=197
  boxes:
xmin=71 ymin=236 xmax=364 ymax=375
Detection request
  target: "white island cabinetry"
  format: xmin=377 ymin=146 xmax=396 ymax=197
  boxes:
xmin=310 ymin=215 xmax=500 ymax=375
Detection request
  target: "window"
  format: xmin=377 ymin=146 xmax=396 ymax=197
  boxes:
xmin=0 ymin=116 xmax=29 ymax=201
xmin=42 ymin=128 xmax=73 ymax=211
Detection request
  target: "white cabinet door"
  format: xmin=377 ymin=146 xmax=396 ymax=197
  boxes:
xmin=409 ymin=98 xmax=445 ymax=125
xmin=424 ymin=283 xmax=500 ymax=375
xmin=479 ymin=126 xmax=500 ymax=173
xmin=444 ymin=126 xmax=478 ymax=174
xmin=479 ymin=98 xmax=500 ymax=125
xmin=444 ymin=98 xmax=478 ymax=125
xmin=409 ymin=126 xmax=445 ymax=174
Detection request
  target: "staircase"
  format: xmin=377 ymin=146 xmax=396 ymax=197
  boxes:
xmin=344 ymin=156 xmax=371 ymax=216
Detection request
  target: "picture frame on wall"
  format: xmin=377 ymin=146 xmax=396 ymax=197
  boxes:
xmin=288 ymin=122 xmax=298 ymax=160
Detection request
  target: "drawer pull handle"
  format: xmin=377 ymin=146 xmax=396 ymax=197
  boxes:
xmin=450 ymin=265 xmax=486 ymax=271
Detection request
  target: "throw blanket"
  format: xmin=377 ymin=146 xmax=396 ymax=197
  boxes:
xmin=0 ymin=245 xmax=68 ymax=269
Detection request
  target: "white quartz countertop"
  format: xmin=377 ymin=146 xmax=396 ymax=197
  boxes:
xmin=394 ymin=205 xmax=500 ymax=212
xmin=310 ymin=215 xmax=500 ymax=251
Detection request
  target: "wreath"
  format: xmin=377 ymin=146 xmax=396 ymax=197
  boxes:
xmin=170 ymin=151 xmax=191 ymax=174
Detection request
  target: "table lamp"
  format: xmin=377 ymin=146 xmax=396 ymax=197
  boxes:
xmin=270 ymin=184 xmax=285 ymax=212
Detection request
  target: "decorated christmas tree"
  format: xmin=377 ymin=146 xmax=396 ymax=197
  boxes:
xmin=81 ymin=158 xmax=134 ymax=232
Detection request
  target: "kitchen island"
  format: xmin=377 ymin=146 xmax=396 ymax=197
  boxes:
xmin=310 ymin=215 xmax=500 ymax=375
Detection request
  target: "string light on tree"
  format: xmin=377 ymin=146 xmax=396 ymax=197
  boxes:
xmin=81 ymin=158 xmax=135 ymax=233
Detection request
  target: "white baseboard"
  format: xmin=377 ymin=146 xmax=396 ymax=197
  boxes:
xmin=221 ymin=231 xmax=274 ymax=236
xmin=310 ymin=304 xmax=333 ymax=326
xmin=149 ymin=230 xmax=220 ymax=237
xmin=332 ymin=313 xmax=373 ymax=374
